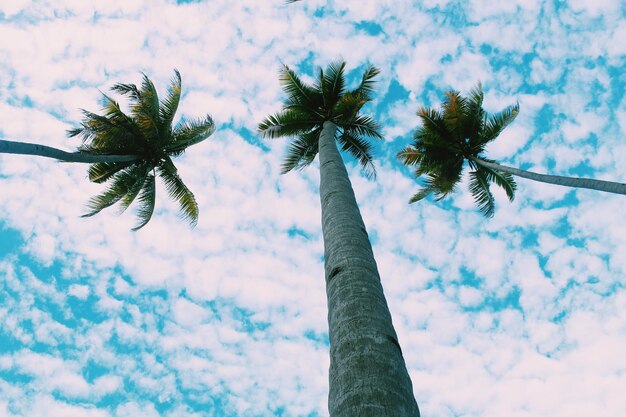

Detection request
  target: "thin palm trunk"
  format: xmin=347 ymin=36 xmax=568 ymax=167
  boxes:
xmin=319 ymin=121 xmax=420 ymax=416
xmin=471 ymin=156 xmax=626 ymax=195
xmin=0 ymin=139 xmax=137 ymax=163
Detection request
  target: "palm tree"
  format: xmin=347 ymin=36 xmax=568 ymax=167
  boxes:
xmin=398 ymin=83 xmax=626 ymax=217
xmin=0 ymin=70 xmax=215 ymax=230
xmin=259 ymin=61 xmax=420 ymax=417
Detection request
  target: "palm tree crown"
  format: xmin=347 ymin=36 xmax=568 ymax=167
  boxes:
xmin=398 ymin=83 xmax=519 ymax=217
xmin=69 ymin=70 xmax=214 ymax=230
xmin=258 ymin=61 xmax=383 ymax=178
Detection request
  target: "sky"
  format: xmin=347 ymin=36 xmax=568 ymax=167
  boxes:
xmin=0 ymin=0 xmax=625 ymax=416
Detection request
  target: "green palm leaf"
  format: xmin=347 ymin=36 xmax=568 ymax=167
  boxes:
xmin=470 ymin=161 xmax=517 ymax=201
xmin=159 ymin=69 xmax=182 ymax=134
xmin=258 ymin=110 xmax=318 ymax=139
xmin=338 ymin=130 xmax=377 ymax=179
xmin=468 ymin=169 xmax=495 ymax=217
xmin=88 ymin=161 xmax=133 ymax=183
xmin=428 ymin=162 xmax=463 ymax=200
xmin=281 ymin=128 xmax=320 ymax=174
xmin=464 ymin=83 xmax=485 ymax=145
xmin=342 ymin=114 xmax=384 ymax=139
xmin=119 ymin=165 xmax=151 ymax=213
xmin=408 ymin=187 xmax=433 ymax=204
xmin=479 ymin=103 xmax=519 ymax=146
xmin=110 ymin=82 xmax=140 ymax=101
xmin=157 ymin=157 xmax=199 ymax=227
xmin=442 ymin=90 xmax=467 ymax=140
xmin=71 ymin=108 xmax=134 ymax=150
xmin=82 ymin=164 xmax=148 ymax=217
xmin=131 ymin=173 xmax=156 ymax=231
xmin=333 ymin=93 xmax=366 ymax=124
xmin=131 ymin=74 xmax=160 ymax=142
xmin=351 ymin=64 xmax=380 ymax=101
xmin=279 ymin=65 xmax=321 ymax=111
xmin=168 ymin=115 xmax=215 ymax=155
xmin=416 ymin=107 xmax=451 ymax=145
xmin=397 ymin=147 xmax=422 ymax=166
xmin=321 ymin=61 xmax=346 ymax=109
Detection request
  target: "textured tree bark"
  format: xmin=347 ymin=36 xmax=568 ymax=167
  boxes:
xmin=0 ymin=139 xmax=137 ymax=163
xmin=471 ymin=156 xmax=626 ymax=195
xmin=319 ymin=121 xmax=420 ymax=416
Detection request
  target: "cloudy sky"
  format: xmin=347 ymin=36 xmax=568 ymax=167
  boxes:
xmin=1 ymin=0 xmax=625 ymax=416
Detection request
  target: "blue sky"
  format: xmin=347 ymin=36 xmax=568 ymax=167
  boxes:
xmin=1 ymin=1 xmax=625 ymax=416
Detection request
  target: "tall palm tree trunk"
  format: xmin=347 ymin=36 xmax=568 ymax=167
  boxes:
xmin=471 ymin=156 xmax=626 ymax=195
xmin=0 ymin=139 xmax=137 ymax=163
xmin=319 ymin=121 xmax=420 ymax=416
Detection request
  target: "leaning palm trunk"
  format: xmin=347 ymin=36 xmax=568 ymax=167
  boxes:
xmin=471 ymin=156 xmax=626 ymax=195
xmin=319 ymin=121 xmax=420 ymax=416
xmin=0 ymin=139 xmax=137 ymax=163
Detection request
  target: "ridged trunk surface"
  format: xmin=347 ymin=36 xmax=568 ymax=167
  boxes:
xmin=0 ymin=139 xmax=137 ymax=163
xmin=472 ymin=156 xmax=626 ymax=195
xmin=319 ymin=121 xmax=420 ymax=417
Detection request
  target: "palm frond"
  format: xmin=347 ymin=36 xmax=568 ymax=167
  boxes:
xmin=159 ymin=69 xmax=182 ymax=133
xmin=341 ymin=114 xmax=383 ymax=139
xmin=110 ymin=82 xmax=140 ymax=101
xmin=469 ymin=169 xmax=495 ymax=217
xmin=131 ymin=74 xmax=160 ymax=142
xmin=157 ymin=159 xmax=199 ymax=227
xmin=131 ymin=173 xmax=156 ymax=231
xmin=424 ymin=163 xmax=463 ymax=201
xmin=409 ymin=169 xmax=461 ymax=204
xmin=168 ymin=115 xmax=215 ymax=155
xmin=399 ymin=138 xmax=463 ymax=179
xmin=71 ymin=107 xmax=135 ymax=149
xmin=279 ymin=65 xmax=319 ymax=109
xmin=416 ymin=107 xmax=451 ymax=146
xmin=82 ymin=164 xmax=147 ymax=217
xmin=119 ymin=164 xmax=150 ymax=213
xmin=71 ymin=95 xmax=144 ymax=156
xmin=321 ymin=60 xmax=346 ymax=109
xmin=280 ymin=128 xmax=320 ymax=174
xmin=464 ymin=83 xmax=484 ymax=144
xmin=351 ymin=64 xmax=380 ymax=101
xmin=442 ymin=90 xmax=467 ymax=140
xmin=417 ymin=153 xmax=462 ymax=179
xmin=99 ymin=94 xmax=145 ymax=147
xmin=480 ymin=102 xmax=519 ymax=145
xmin=333 ymin=93 xmax=366 ymax=124
xmin=397 ymin=147 xmax=422 ymax=166
xmin=475 ymin=162 xmax=517 ymax=201
xmin=338 ymin=130 xmax=377 ymax=179
xmin=408 ymin=188 xmax=433 ymax=204
xmin=258 ymin=109 xmax=317 ymax=139
xmin=87 ymin=161 xmax=133 ymax=183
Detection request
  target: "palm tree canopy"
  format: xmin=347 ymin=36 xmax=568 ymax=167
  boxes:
xmin=69 ymin=70 xmax=215 ymax=230
xmin=398 ymin=83 xmax=519 ymax=217
xmin=258 ymin=61 xmax=384 ymax=178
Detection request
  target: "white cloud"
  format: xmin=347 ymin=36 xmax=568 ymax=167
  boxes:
xmin=568 ymin=0 xmax=621 ymax=17
xmin=1 ymin=1 xmax=625 ymax=416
